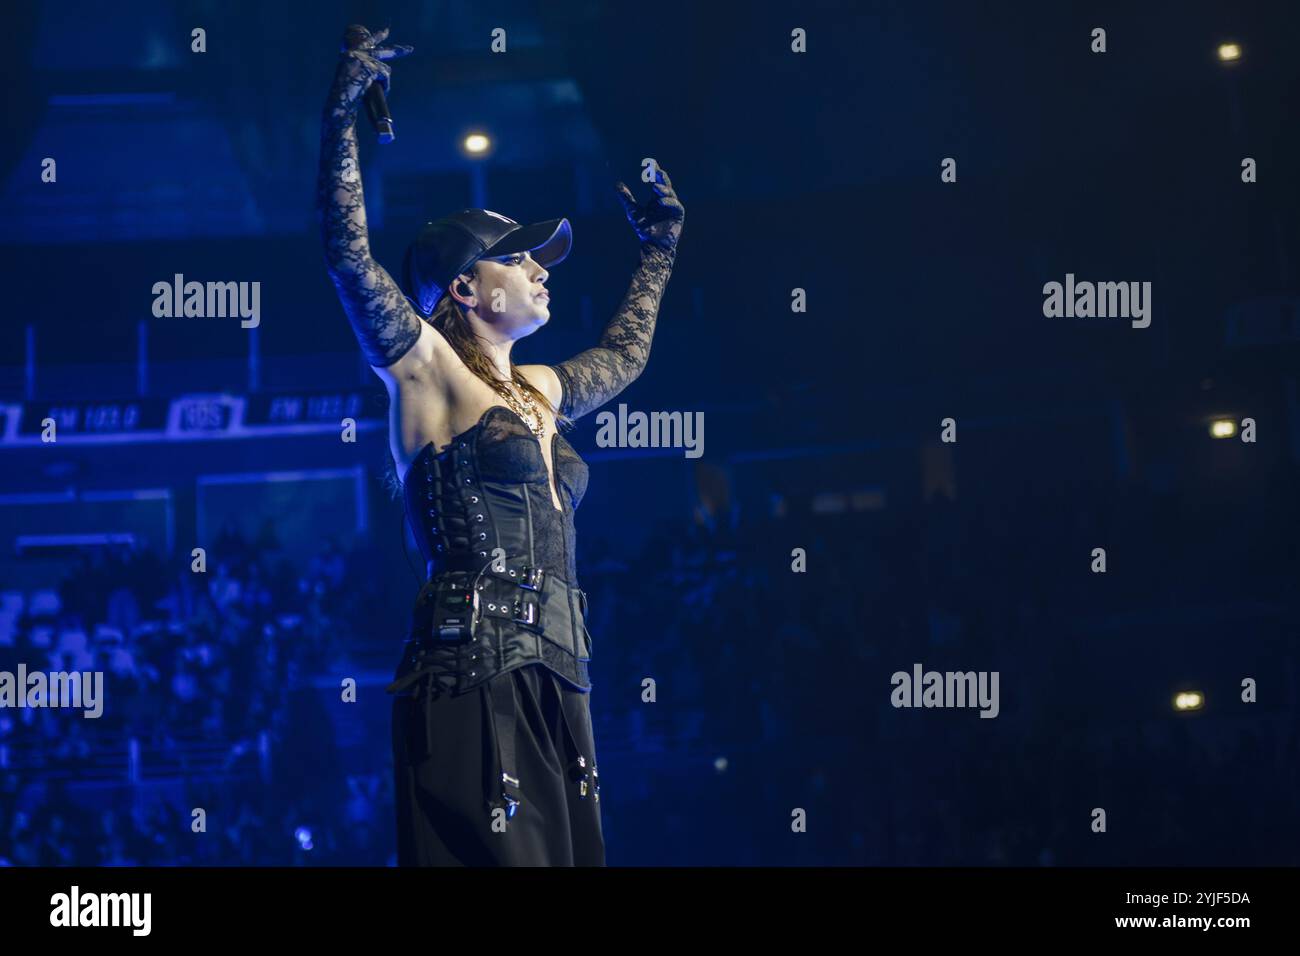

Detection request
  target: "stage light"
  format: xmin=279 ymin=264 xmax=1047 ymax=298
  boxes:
xmin=463 ymin=132 xmax=491 ymax=154
xmin=1173 ymin=691 xmax=1204 ymax=712
xmin=1210 ymin=418 xmax=1236 ymax=439
xmin=1217 ymin=42 xmax=1241 ymax=62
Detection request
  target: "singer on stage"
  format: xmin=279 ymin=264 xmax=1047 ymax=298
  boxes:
xmin=315 ymin=25 xmax=684 ymax=866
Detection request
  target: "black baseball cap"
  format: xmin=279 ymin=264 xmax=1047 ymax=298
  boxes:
xmin=401 ymin=209 xmax=572 ymax=317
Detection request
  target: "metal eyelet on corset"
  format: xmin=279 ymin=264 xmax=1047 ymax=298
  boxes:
xmin=428 ymin=509 xmax=436 ymax=517
xmin=436 ymin=543 xmax=444 ymax=552
xmin=508 ymin=570 xmax=516 ymax=577
xmin=470 ymin=495 xmax=479 ymax=503
xmin=479 ymin=551 xmax=487 ymax=557
xmin=478 ymin=532 xmax=487 ymax=540
xmin=475 ymin=514 xmax=484 ymax=522
xmin=487 ymin=603 xmax=497 ymax=611
xmin=464 ymin=478 xmax=472 ymax=485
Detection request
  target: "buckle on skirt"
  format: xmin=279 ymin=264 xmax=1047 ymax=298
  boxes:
xmin=501 ymin=773 xmax=521 ymax=819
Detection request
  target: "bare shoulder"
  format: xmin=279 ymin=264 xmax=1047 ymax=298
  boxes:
xmin=517 ymin=364 xmax=562 ymax=409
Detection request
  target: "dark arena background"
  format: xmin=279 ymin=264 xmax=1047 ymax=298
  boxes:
xmin=0 ymin=0 xmax=1297 ymax=898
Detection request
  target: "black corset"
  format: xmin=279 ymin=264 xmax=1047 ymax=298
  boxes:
xmin=404 ymin=404 xmax=588 ymax=583
xmin=389 ymin=404 xmax=595 ymax=698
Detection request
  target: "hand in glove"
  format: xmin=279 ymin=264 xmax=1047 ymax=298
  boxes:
xmin=614 ymin=165 xmax=685 ymax=254
xmin=331 ymin=24 xmax=414 ymax=110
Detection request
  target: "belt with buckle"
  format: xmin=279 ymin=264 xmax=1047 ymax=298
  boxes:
xmin=386 ymin=560 xmax=588 ymax=697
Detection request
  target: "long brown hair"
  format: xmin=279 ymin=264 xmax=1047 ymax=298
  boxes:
xmin=379 ymin=273 xmax=573 ymax=500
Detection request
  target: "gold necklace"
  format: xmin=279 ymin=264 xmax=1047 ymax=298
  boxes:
xmin=498 ymin=377 xmax=545 ymax=440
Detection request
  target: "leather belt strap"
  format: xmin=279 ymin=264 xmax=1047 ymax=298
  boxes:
xmin=385 ymin=563 xmax=590 ymax=697
xmin=488 ymin=674 xmax=522 ymax=820
xmin=429 ymin=554 xmax=548 ymax=584
xmin=555 ymin=685 xmax=599 ymax=803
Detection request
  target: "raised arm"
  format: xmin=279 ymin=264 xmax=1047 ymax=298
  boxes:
xmin=316 ymin=26 xmax=420 ymax=369
xmin=553 ymin=242 xmax=676 ymax=419
xmin=552 ymin=167 xmax=686 ymax=419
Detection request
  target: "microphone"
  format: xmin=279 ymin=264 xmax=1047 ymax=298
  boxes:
xmin=364 ymin=83 xmax=395 ymax=144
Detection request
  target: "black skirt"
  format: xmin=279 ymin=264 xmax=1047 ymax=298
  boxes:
xmin=392 ymin=662 xmax=606 ymax=866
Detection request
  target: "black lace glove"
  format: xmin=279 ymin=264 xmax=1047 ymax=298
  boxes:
xmin=323 ymin=25 xmax=413 ymax=127
xmin=551 ymin=167 xmax=684 ymax=420
xmin=614 ymin=165 xmax=685 ymax=254
xmin=317 ymin=24 xmax=420 ymax=369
